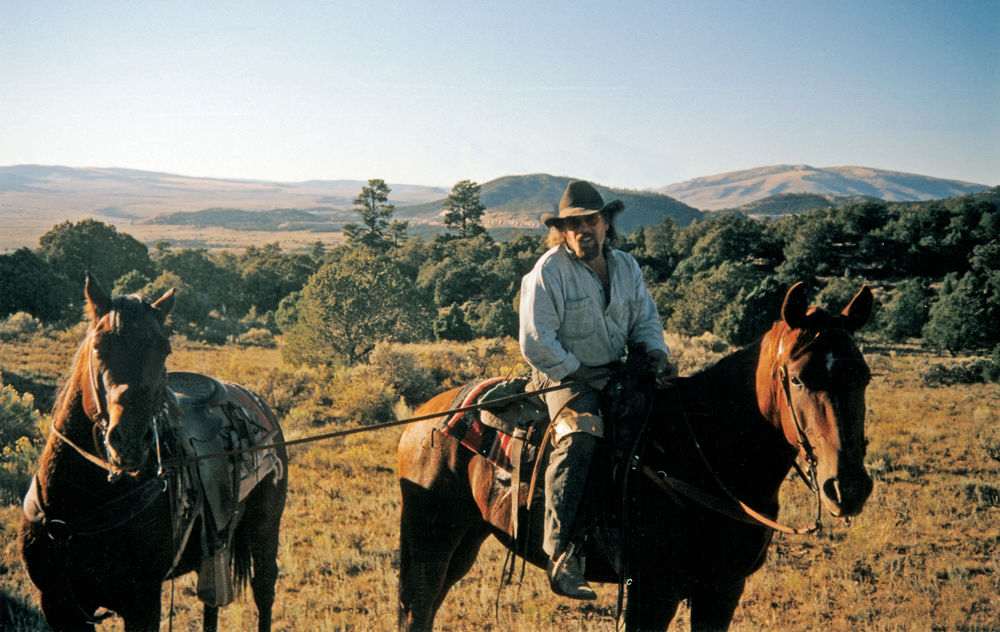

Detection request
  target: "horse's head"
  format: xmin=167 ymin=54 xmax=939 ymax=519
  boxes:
xmin=82 ymin=274 xmax=175 ymax=475
xmin=757 ymin=282 xmax=874 ymax=519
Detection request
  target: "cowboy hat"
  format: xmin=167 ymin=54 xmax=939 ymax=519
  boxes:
xmin=541 ymin=180 xmax=624 ymax=228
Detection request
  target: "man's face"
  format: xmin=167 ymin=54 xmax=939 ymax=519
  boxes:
xmin=562 ymin=213 xmax=606 ymax=262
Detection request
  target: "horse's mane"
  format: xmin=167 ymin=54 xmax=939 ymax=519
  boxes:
xmin=50 ymin=294 xmax=156 ymax=427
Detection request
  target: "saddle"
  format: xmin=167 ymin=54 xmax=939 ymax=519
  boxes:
xmin=164 ymin=372 xmax=284 ymax=607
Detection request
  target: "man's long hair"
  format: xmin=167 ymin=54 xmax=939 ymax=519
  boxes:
xmin=545 ymin=210 xmax=622 ymax=251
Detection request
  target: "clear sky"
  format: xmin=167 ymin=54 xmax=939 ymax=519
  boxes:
xmin=2 ymin=0 xmax=997 ymax=189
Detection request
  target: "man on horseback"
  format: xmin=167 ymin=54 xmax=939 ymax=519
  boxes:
xmin=519 ymin=180 xmax=676 ymax=600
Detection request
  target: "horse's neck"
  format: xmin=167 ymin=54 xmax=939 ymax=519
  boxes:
xmin=38 ymin=395 xmax=121 ymax=512
xmin=683 ymin=344 xmax=762 ymax=421
xmin=676 ymin=344 xmax=795 ymax=492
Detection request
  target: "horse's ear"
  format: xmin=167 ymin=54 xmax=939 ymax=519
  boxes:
xmin=152 ymin=287 xmax=176 ymax=320
xmin=84 ymin=273 xmax=113 ymax=319
xmin=781 ymin=282 xmax=809 ymax=331
xmin=841 ymin=285 xmax=874 ymax=332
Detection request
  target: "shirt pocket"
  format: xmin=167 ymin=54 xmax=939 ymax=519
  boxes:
xmin=560 ymin=297 xmax=596 ymax=341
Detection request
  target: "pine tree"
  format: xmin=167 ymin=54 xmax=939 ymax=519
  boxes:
xmin=443 ymin=180 xmax=487 ymax=238
xmin=343 ymin=179 xmax=401 ymax=247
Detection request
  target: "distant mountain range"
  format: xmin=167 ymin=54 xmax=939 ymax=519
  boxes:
xmin=657 ymin=165 xmax=990 ymax=211
xmin=0 ymin=164 xmax=992 ymax=251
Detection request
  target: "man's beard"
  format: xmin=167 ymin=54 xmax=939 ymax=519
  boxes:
xmin=576 ymin=235 xmax=601 ymax=261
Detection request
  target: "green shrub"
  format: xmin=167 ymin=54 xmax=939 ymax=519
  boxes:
xmin=433 ymin=304 xmax=474 ymax=342
xmin=881 ymin=278 xmax=931 ymax=342
xmin=0 ymin=312 xmax=42 ymax=342
xmin=243 ymin=366 xmax=319 ymax=419
xmin=981 ymin=420 xmax=1000 ymax=464
xmin=984 ymin=345 xmax=1000 ymax=384
xmin=468 ymin=299 xmax=518 ymax=339
xmin=963 ymin=481 xmax=1000 ymax=508
xmin=0 ymin=379 xmax=44 ymax=504
xmin=367 ymin=342 xmax=437 ymax=403
xmin=238 ymin=328 xmax=276 ymax=348
xmin=920 ymin=360 xmax=989 ymax=387
xmin=328 ymin=366 xmax=396 ymax=424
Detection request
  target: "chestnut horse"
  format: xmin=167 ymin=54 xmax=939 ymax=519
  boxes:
xmin=19 ymin=275 xmax=288 ymax=632
xmin=398 ymin=282 xmax=875 ymax=631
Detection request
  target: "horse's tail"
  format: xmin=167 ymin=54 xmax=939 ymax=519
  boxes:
xmin=232 ymin=517 xmax=253 ymax=596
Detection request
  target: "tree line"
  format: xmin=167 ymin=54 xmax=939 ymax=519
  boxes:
xmin=2 ymin=179 xmax=998 ymax=371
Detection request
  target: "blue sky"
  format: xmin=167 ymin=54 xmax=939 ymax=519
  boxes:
xmin=2 ymin=0 xmax=997 ymax=189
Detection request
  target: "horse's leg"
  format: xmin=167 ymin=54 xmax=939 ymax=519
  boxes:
xmin=203 ymin=604 xmax=220 ymax=632
xmin=432 ymin=521 xmax=492 ymax=613
xmin=398 ymin=477 xmax=483 ymax=632
xmin=246 ymin=474 xmax=288 ymax=632
xmin=688 ymin=578 xmax=745 ymax=632
xmin=623 ymin=582 xmax=682 ymax=632
xmin=37 ymin=592 xmax=98 ymax=632
xmin=118 ymin=586 xmax=163 ymax=632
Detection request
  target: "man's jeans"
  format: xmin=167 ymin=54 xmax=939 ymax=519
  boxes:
xmin=532 ymin=369 xmax=603 ymax=558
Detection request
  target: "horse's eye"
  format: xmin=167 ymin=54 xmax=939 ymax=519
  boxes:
xmin=790 ymin=375 xmax=804 ymax=389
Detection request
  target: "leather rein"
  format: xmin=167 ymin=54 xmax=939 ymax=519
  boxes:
xmin=635 ymin=358 xmax=826 ymax=536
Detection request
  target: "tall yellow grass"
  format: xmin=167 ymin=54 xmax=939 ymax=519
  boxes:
xmin=1 ymin=333 xmax=998 ymax=630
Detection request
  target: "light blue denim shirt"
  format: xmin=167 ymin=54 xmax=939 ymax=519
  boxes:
xmin=519 ymin=245 xmax=670 ymax=382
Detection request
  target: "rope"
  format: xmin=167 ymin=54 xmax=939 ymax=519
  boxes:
xmin=159 ymin=370 xmax=615 ymax=469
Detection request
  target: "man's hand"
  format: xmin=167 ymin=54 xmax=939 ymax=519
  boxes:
xmin=569 ymin=365 xmax=611 ymax=391
xmin=648 ymin=349 xmax=677 ymax=389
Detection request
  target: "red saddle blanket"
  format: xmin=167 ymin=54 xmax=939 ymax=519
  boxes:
xmin=435 ymin=377 xmax=525 ymax=472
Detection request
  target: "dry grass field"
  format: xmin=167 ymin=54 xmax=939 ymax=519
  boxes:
xmin=1 ymin=333 xmax=998 ymax=631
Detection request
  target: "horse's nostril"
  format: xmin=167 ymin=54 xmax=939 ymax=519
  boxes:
xmin=106 ymin=424 xmax=121 ymax=449
xmin=823 ymin=478 xmax=842 ymax=505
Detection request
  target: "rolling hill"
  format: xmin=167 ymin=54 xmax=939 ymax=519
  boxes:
xmin=1 ymin=164 xmax=993 ymax=252
xmin=658 ymin=165 xmax=992 ymax=211
xmin=402 ymin=174 xmax=704 ymax=234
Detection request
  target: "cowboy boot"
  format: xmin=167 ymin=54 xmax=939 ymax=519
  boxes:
xmin=547 ymin=542 xmax=596 ymax=600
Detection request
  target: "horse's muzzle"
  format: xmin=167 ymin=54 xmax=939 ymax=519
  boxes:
xmin=105 ymin=421 xmax=156 ymax=474
xmin=821 ymin=470 xmax=873 ymax=517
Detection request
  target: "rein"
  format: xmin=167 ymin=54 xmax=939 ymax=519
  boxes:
xmin=641 ymin=387 xmax=821 ymax=536
xmin=50 ymin=424 xmax=118 ymax=475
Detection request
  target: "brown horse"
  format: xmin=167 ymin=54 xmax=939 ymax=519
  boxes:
xmin=398 ymin=282 xmax=875 ymax=631
xmin=19 ymin=275 xmax=288 ymax=632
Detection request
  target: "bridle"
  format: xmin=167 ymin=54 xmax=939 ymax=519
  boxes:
xmin=773 ymin=327 xmax=861 ymax=527
xmin=54 ymin=313 xmax=171 ymax=482
xmin=25 ymin=313 xmax=173 ymax=628
xmin=777 ymin=362 xmax=825 ymax=526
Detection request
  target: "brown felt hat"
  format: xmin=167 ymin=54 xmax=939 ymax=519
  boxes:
xmin=541 ymin=180 xmax=624 ymax=228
